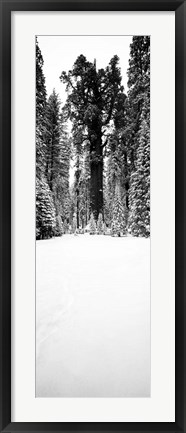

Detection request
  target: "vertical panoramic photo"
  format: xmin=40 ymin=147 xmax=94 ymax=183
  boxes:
xmin=36 ymin=35 xmax=150 ymax=397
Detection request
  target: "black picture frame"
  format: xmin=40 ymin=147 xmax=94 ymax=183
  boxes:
xmin=0 ymin=0 xmax=185 ymax=432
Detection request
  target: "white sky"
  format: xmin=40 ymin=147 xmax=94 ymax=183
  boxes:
xmin=37 ymin=35 xmax=133 ymax=103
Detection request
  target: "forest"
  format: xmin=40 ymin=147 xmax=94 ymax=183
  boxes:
xmin=36 ymin=36 xmax=150 ymax=240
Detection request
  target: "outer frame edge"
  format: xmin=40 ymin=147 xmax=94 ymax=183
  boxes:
xmin=1 ymin=1 xmax=184 ymax=432
xmin=1 ymin=1 xmax=12 ymax=432
xmin=175 ymin=2 xmax=185 ymax=432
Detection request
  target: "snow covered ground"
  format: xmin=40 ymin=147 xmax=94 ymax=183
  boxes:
xmin=36 ymin=234 xmax=150 ymax=397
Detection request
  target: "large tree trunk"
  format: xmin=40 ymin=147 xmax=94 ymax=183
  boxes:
xmin=76 ymin=187 xmax=79 ymax=229
xmin=90 ymin=125 xmax=103 ymax=221
xmin=49 ymin=134 xmax=54 ymax=191
xmin=75 ymin=155 xmax=80 ymax=229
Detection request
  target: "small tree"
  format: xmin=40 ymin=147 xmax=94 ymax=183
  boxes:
xmin=103 ymin=222 xmax=107 ymax=235
xmin=72 ymin=215 xmax=77 ymax=234
xmin=111 ymin=184 xmax=126 ymax=237
xmin=63 ymin=219 xmax=68 ymax=234
xmin=89 ymin=213 xmax=96 ymax=235
xmin=54 ymin=215 xmax=63 ymax=237
xmin=36 ymin=177 xmax=56 ymax=239
xmin=97 ymin=213 xmax=104 ymax=234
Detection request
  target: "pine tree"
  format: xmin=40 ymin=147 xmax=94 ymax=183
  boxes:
xmin=54 ymin=215 xmax=63 ymax=237
xmin=45 ymin=92 xmax=71 ymax=224
xmin=97 ymin=213 xmax=104 ymax=234
xmin=111 ymin=184 xmax=126 ymax=237
xmin=45 ymin=90 xmax=62 ymax=190
xmin=105 ymin=131 xmax=123 ymax=227
xmin=126 ymin=36 xmax=150 ymax=238
xmin=103 ymin=86 xmax=128 ymax=229
xmin=54 ymin=113 xmax=71 ymax=224
xmin=103 ymin=222 xmax=107 ymax=235
xmin=128 ymin=105 xmax=150 ymax=237
xmin=126 ymin=36 xmax=150 ymax=174
xmin=36 ymin=177 xmax=56 ymax=239
xmin=36 ymin=40 xmax=58 ymax=240
xmin=36 ymin=38 xmax=47 ymax=178
xmin=63 ymin=220 xmax=69 ymax=234
xmin=72 ymin=215 xmax=77 ymax=233
xmin=89 ymin=212 xmax=96 ymax=235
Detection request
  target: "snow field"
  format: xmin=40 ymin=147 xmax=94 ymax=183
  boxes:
xmin=36 ymin=234 xmax=150 ymax=397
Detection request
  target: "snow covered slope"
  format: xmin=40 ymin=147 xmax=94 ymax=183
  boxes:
xmin=36 ymin=234 xmax=150 ymax=397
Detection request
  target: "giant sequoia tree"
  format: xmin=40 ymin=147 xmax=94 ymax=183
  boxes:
xmin=60 ymin=55 xmax=125 ymax=220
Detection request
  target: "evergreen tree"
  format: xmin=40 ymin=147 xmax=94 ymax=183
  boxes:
xmin=128 ymin=104 xmax=150 ymax=237
xmin=126 ymin=36 xmax=150 ymax=237
xmin=126 ymin=36 xmax=150 ymax=178
xmin=36 ymin=41 xmax=71 ymax=240
xmin=36 ymin=177 xmax=56 ymax=239
xmin=89 ymin=212 xmax=96 ymax=235
xmin=36 ymin=38 xmax=47 ymax=178
xmin=36 ymin=40 xmax=56 ymax=240
xmin=111 ymin=184 xmax=126 ymax=237
xmin=78 ymin=149 xmax=91 ymax=228
xmin=74 ymin=152 xmax=81 ymax=230
xmin=103 ymin=222 xmax=107 ymax=235
xmin=76 ymin=149 xmax=91 ymax=229
xmin=72 ymin=215 xmax=77 ymax=233
xmin=97 ymin=213 xmax=104 ymax=234
xmin=105 ymin=131 xmax=123 ymax=226
xmin=103 ymin=85 xmax=128 ymax=228
xmin=45 ymin=90 xmax=62 ymax=190
xmin=45 ymin=91 xmax=71 ymax=223
xmin=63 ymin=220 xmax=69 ymax=234
xmin=60 ymin=55 xmax=125 ymax=220
xmin=54 ymin=112 xmax=71 ymax=224
xmin=36 ymin=39 xmax=47 ymax=125
xmin=69 ymin=185 xmax=76 ymax=229
xmin=104 ymin=137 xmax=128 ymax=229
xmin=54 ymin=215 xmax=63 ymax=237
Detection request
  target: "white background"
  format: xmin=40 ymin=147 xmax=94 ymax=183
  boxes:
xmin=11 ymin=11 xmax=175 ymax=422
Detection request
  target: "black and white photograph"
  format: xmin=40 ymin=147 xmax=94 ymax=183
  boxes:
xmin=36 ymin=35 xmax=150 ymax=398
